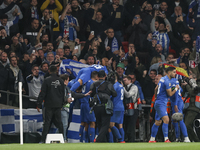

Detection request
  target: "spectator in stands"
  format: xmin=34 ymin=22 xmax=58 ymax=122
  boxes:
xmin=169 ymin=0 xmax=188 ymax=15
xmin=10 ymin=35 xmax=27 ymax=60
xmin=124 ymin=0 xmax=140 ymax=25
xmin=116 ymin=62 xmax=125 ymax=83
xmin=26 ymin=65 xmax=44 ymax=108
xmin=86 ymin=55 xmax=95 ymax=65
xmin=150 ymin=10 xmax=172 ymax=57
xmin=167 ymin=25 xmax=193 ymax=54
xmin=45 ymin=52 xmax=55 ymax=65
xmin=140 ymin=69 xmax=156 ymax=104
xmin=159 ymin=1 xmax=172 ymax=18
xmin=60 ymin=4 xmax=79 ymax=51
xmin=0 ymin=0 xmax=23 ymax=36
xmin=126 ymin=14 xmax=148 ymax=51
xmin=40 ymin=8 xmax=58 ymax=42
xmin=103 ymin=0 xmax=130 ymax=41
xmin=23 ymin=18 xmax=40 ymax=46
xmin=24 ymin=0 xmax=39 ymax=27
xmin=82 ymin=0 xmax=91 ymax=10
xmin=39 ymin=62 xmax=49 ymax=76
xmin=72 ymin=54 xmax=79 ymax=62
xmin=149 ymin=0 xmax=162 ymax=10
xmin=135 ymin=56 xmax=146 ymax=82
xmin=0 ymin=52 xmax=10 ymax=104
xmin=154 ymin=44 xmax=165 ymax=61
xmin=0 ymin=27 xmax=11 ymax=51
xmin=85 ymin=0 xmax=103 ymax=22
xmin=87 ymin=7 xmax=116 ymax=37
xmin=0 ymin=14 xmax=19 ymax=36
xmin=71 ymin=0 xmax=87 ymax=41
xmin=44 ymin=42 xmax=56 ymax=57
xmin=140 ymin=2 xmax=153 ymax=30
xmin=9 ymin=56 xmax=23 ymax=106
xmin=40 ymin=0 xmax=63 ymax=40
xmin=104 ymin=28 xmax=123 ymax=60
xmin=56 ymin=48 xmax=66 ymax=60
xmin=64 ymin=46 xmax=72 ymax=59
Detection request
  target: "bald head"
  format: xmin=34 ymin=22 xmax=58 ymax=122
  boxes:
xmin=155 ymin=74 xmax=162 ymax=85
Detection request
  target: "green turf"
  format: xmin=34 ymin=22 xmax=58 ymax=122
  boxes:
xmin=0 ymin=143 xmax=200 ymax=150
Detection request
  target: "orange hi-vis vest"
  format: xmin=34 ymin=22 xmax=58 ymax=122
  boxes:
xmin=150 ymin=94 xmax=155 ymax=113
xmin=150 ymin=94 xmax=171 ymax=114
xmin=184 ymin=95 xmax=200 ymax=109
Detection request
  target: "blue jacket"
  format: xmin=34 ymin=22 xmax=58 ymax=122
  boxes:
xmin=133 ymin=80 xmax=144 ymax=101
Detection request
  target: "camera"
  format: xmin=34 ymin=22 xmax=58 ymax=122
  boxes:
xmin=181 ymin=77 xmax=200 ymax=94
xmin=107 ymin=72 xmax=116 ymax=84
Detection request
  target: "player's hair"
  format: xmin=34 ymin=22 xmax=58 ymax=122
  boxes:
xmin=31 ymin=64 xmax=39 ymax=70
xmin=91 ymin=71 xmax=98 ymax=79
xmin=41 ymin=62 xmax=49 ymax=68
xmin=165 ymin=67 xmax=176 ymax=73
xmin=49 ymin=65 xmax=57 ymax=73
xmin=60 ymin=74 xmax=69 ymax=81
xmin=123 ymin=75 xmax=132 ymax=81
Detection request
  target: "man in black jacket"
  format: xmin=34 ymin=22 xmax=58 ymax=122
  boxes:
xmin=90 ymin=70 xmax=117 ymax=142
xmin=37 ymin=65 xmax=71 ymax=143
xmin=0 ymin=52 xmax=10 ymax=104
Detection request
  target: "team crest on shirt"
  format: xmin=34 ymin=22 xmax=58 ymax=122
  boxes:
xmin=169 ymin=83 xmax=171 ymax=87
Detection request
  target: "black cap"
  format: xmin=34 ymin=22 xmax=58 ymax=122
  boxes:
xmin=98 ymin=70 xmax=106 ymax=78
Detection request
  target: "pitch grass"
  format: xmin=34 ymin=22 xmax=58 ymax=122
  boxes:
xmin=0 ymin=143 xmax=200 ymax=150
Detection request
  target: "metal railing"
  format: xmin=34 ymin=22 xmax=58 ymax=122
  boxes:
xmin=0 ymin=90 xmax=37 ymax=105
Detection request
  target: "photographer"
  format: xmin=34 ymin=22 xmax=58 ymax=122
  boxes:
xmin=90 ymin=70 xmax=117 ymax=142
xmin=182 ymin=73 xmax=200 ymax=142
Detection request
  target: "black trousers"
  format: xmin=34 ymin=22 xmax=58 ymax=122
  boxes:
xmin=185 ymin=110 xmax=200 ymax=142
xmin=41 ymin=107 xmax=63 ymax=142
xmin=94 ymin=105 xmax=111 ymax=142
xmin=123 ymin=110 xmax=139 ymax=142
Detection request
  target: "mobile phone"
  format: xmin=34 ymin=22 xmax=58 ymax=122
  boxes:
xmin=74 ymin=46 xmax=79 ymax=50
xmin=91 ymin=31 xmax=94 ymax=35
xmin=32 ymin=50 xmax=36 ymax=54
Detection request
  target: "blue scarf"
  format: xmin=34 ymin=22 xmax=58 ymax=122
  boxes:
xmin=104 ymin=37 xmax=119 ymax=52
xmin=198 ymin=0 xmax=200 ymax=17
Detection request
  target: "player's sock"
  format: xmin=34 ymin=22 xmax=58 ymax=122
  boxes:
xmin=119 ymin=128 xmax=124 ymax=141
xmin=85 ymin=130 xmax=89 ymax=143
xmin=179 ymin=120 xmax=188 ymax=137
xmin=162 ymin=123 xmax=169 ymax=140
xmin=108 ymin=131 xmax=114 ymax=143
xmin=111 ymin=126 xmax=122 ymax=141
xmin=88 ymin=127 xmax=95 ymax=143
xmin=172 ymin=122 xmax=180 ymax=139
xmin=70 ymin=81 xmax=80 ymax=92
xmin=150 ymin=123 xmax=159 ymax=139
xmin=79 ymin=125 xmax=84 ymax=142
xmin=95 ymin=127 xmax=99 ymax=136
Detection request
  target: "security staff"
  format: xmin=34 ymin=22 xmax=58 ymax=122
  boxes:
xmin=90 ymin=70 xmax=117 ymax=142
xmin=37 ymin=65 xmax=72 ymax=143
xmin=182 ymin=76 xmax=200 ymax=142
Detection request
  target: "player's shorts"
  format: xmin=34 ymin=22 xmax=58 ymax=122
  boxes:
xmin=171 ymin=100 xmax=183 ymax=114
xmin=81 ymin=103 xmax=96 ymax=123
xmin=154 ymin=103 xmax=168 ymax=121
xmin=75 ymin=68 xmax=92 ymax=85
xmin=110 ymin=111 xmax=124 ymax=124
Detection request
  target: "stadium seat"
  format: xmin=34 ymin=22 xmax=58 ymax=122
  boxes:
xmin=45 ymin=134 xmax=64 ymax=143
xmin=122 ymin=41 xmax=129 ymax=53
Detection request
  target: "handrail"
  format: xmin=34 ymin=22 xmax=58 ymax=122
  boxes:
xmin=0 ymin=90 xmax=37 ymax=105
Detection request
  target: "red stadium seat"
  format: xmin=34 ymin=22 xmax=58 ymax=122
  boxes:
xmin=122 ymin=41 xmax=129 ymax=53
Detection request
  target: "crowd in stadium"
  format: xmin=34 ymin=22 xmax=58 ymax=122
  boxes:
xmin=0 ymin=0 xmax=200 ymax=143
